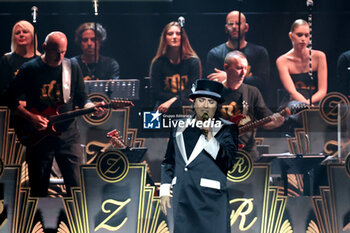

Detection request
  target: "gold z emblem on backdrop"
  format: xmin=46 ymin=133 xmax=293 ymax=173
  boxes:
xmin=104 ymin=157 xmax=122 ymax=175
xmin=96 ymin=150 xmax=129 ymax=183
xmin=230 ymin=198 xmax=257 ymax=231
xmin=95 ymin=198 xmax=131 ymax=231
xmin=319 ymin=92 xmax=350 ymax=125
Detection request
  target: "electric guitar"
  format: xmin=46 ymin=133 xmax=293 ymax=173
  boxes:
xmin=238 ymin=103 xmax=308 ymax=136
xmin=15 ymin=100 xmax=134 ymax=147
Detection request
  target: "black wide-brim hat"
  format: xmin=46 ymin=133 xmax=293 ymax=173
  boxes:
xmin=189 ymin=79 xmax=225 ymax=104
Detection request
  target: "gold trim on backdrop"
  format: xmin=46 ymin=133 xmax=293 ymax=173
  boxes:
xmin=346 ymin=153 xmax=350 ymax=177
xmin=312 ymin=186 xmax=337 ymax=233
xmin=0 ymin=107 xmax=10 ymax=164
xmin=75 ymin=163 xmax=148 ymax=233
xmin=0 ymin=158 xmax=3 ymax=177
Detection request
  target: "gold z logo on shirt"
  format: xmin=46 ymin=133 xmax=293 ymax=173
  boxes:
xmin=164 ymin=74 xmax=188 ymax=93
xmin=40 ymin=80 xmax=62 ymax=104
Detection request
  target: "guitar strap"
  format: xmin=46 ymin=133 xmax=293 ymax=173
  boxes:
xmin=62 ymin=58 xmax=72 ymax=103
xmin=241 ymin=84 xmax=249 ymax=116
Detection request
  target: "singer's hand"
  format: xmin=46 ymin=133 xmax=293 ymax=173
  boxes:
xmin=160 ymin=196 xmax=171 ymax=216
xmin=201 ymin=125 xmax=213 ymax=141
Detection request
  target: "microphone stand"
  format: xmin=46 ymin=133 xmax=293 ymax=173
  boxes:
xmin=307 ymin=0 xmax=313 ymax=106
xmin=93 ymin=0 xmax=99 ymax=79
xmin=179 ymin=20 xmax=184 ymax=106
xmin=31 ymin=6 xmax=38 ymax=58
xmin=237 ymin=0 xmax=243 ymax=50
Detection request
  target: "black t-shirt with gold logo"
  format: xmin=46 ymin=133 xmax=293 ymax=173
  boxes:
xmin=4 ymin=56 xmax=87 ymax=139
xmin=220 ymin=84 xmax=271 ymax=160
xmin=0 ymin=52 xmax=34 ymax=103
xmin=151 ymin=56 xmax=200 ymax=110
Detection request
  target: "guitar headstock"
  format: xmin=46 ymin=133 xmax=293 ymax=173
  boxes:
xmin=106 ymin=129 xmax=126 ymax=148
xmin=110 ymin=99 xmax=134 ymax=109
xmin=288 ymin=102 xmax=309 ymax=115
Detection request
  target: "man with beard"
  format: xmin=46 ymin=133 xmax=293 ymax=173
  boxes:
xmin=206 ymin=11 xmax=270 ymax=99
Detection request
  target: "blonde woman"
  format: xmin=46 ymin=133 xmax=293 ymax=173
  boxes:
xmin=0 ymin=20 xmax=40 ymax=102
xmin=276 ymin=19 xmax=327 ymax=105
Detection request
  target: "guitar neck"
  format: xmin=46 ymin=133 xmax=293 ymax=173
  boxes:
xmin=48 ymin=104 xmax=111 ymax=123
xmin=238 ymin=108 xmax=288 ymax=136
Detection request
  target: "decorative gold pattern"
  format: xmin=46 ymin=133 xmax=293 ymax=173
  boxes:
xmin=0 ymin=107 xmax=25 ymax=166
xmin=0 ymin=158 xmax=3 ymax=177
xmin=346 ymin=153 xmax=350 ymax=177
xmin=261 ymin=187 xmax=288 ymax=233
xmin=155 ymin=220 xmax=169 ymax=233
xmin=306 ymin=220 xmax=320 ymax=233
xmin=15 ymin=187 xmax=38 ymax=233
xmin=57 ymin=221 xmax=70 ymax=233
xmin=96 ymin=150 xmax=129 ymax=183
xmin=0 ymin=200 xmax=7 ymax=229
xmin=279 ymin=220 xmax=293 ymax=233
xmin=319 ymin=92 xmax=349 ymax=125
xmin=312 ymin=186 xmax=337 ymax=233
xmin=227 ymin=149 xmax=253 ymax=182
xmin=30 ymin=221 xmax=44 ymax=233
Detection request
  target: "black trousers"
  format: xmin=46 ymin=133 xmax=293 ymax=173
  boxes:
xmin=26 ymin=136 xmax=82 ymax=197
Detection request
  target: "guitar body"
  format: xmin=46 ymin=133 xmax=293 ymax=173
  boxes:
xmin=14 ymin=99 xmax=134 ymax=147
xmin=14 ymin=106 xmax=61 ymax=147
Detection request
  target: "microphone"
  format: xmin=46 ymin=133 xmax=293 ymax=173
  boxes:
xmin=178 ymin=16 xmax=185 ymax=28
xmin=202 ymin=113 xmax=209 ymax=138
xmin=93 ymin=0 xmax=99 ymax=16
xmin=306 ymin=0 xmax=313 ymax=9
xmin=31 ymin=6 xmax=38 ymax=23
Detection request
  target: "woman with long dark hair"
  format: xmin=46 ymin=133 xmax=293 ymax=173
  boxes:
xmin=150 ymin=21 xmax=202 ymax=113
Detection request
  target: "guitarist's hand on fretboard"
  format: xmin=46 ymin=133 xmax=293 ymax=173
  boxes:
xmin=93 ymin=101 xmax=108 ymax=117
xmin=270 ymin=113 xmax=285 ymax=127
xmin=263 ymin=113 xmax=284 ymax=129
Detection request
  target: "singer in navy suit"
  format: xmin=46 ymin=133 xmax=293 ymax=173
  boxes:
xmin=160 ymin=79 xmax=239 ymax=233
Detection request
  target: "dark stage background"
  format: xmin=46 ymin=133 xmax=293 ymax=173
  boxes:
xmin=0 ymin=0 xmax=349 ymax=106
